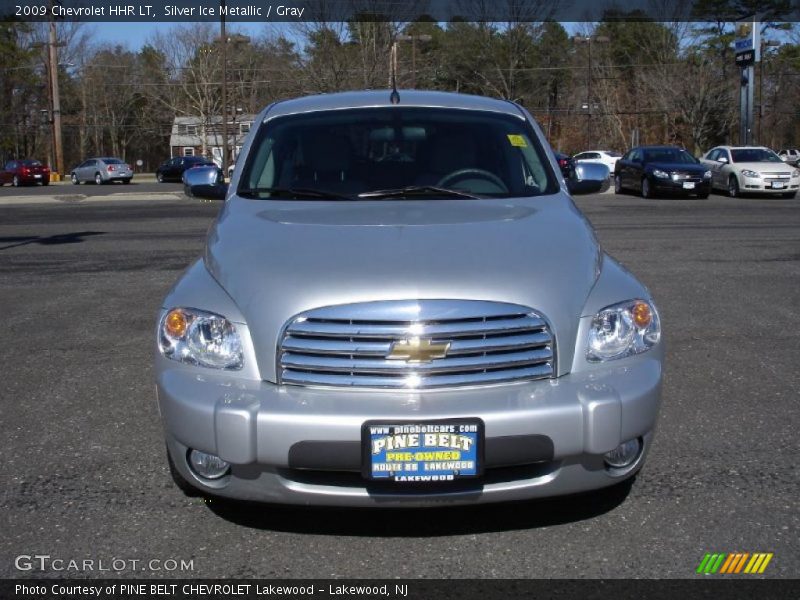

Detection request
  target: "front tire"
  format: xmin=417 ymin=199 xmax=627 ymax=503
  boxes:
xmin=71 ymin=173 xmax=79 ymax=185
xmin=641 ymin=177 xmax=653 ymax=199
xmin=728 ymin=175 xmax=740 ymax=198
xmin=614 ymin=175 xmax=623 ymax=194
xmin=782 ymin=191 xmax=796 ymax=199
xmin=697 ymin=192 xmax=709 ymax=199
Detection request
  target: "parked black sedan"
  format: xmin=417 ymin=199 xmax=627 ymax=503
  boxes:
xmin=156 ymin=156 xmax=218 ymax=183
xmin=614 ymin=145 xmax=711 ymax=198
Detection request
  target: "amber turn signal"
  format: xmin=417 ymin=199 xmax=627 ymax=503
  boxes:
xmin=165 ymin=309 xmax=188 ymax=338
xmin=632 ymin=302 xmax=652 ymax=328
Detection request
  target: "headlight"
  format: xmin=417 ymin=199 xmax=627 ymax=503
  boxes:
xmin=652 ymin=169 xmax=669 ymax=179
xmin=587 ymin=299 xmax=661 ymax=362
xmin=741 ymin=170 xmax=760 ymax=178
xmin=703 ymin=170 xmax=712 ymax=179
xmin=159 ymin=308 xmax=243 ymax=369
xmin=792 ymin=169 xmax=799 ymax=178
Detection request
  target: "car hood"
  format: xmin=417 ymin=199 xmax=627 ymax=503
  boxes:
xmin=205 ymin=194 xmax=602 ymax=381
xmin=730 ymin=162 xmax=794 ymax=173
xmin=647 ymin=162 xmax=706 ymax=173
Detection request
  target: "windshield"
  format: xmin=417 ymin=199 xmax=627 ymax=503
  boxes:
xmin=103 ymin=158 xmax=124 ymax=164
xmin=643 ymin=148 xmax=698 ymax=164
xmin=239 ymin=107 xmax=558 ymax=199
xmin=21 ymin=160 xmax=42 ymax=167
xmin=730 ymin=148 xmax=782 ymax=163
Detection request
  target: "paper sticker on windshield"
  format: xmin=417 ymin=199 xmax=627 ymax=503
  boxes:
xmin=507 ymin=134 xmax=528 ymax=147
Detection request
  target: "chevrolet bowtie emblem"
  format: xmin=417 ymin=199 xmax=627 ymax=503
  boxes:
xmin=387 ymin=337 xmax=451 ymax=363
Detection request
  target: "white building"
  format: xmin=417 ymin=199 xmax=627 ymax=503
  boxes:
xmin=169 ymin=115 xmax=255 ymax=167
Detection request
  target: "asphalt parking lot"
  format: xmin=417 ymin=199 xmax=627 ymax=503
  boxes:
xmin=0 ymin=190 xmax=797 ymax=579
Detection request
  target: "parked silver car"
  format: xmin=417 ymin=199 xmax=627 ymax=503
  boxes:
xmin=70 ymin=157 xmax=133 ymax=185
xmin=156 ymin=90 xmax=663 ymax=507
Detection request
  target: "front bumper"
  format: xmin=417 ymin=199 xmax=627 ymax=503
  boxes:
xmin=740 ymin=176 xmax=798 ymax=194
xmin=651 ymin=178 xmax=710 ymax=194
xmin=157 ymin=355 xmax=662 ymax=507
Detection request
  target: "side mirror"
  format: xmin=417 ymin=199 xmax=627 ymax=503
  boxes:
xmin=568 ymin=162 xmax=610 ymax=194
xmin=183 ymin=166 xmax=228 ymax=200
xmin=718 ymin=156 xmax=728 ymax=164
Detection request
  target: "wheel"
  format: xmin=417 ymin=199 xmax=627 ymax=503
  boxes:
xmin=71 ymin=173 xmax=79 ymax=185
xmin=782 ymin=191 xmax=796 ymax=199
xmin=166 ymin=446 xmax=202 ymax=497
xmin=12 ymin=175 xmax=20 ymax=187
xmin=41 ymin=180 xmax=49 ymax=186
xmin=614 ymin=175 xmax=623 ymax=194
xmin=157 ymin=172 xmax=164 ymax=183
xmin=641 ymin=177 xmax=653 ymax=199
xmin=122 ymin=178 xmax=131 ymax=184
xmin=728 ymin=175 xmax=739 ymax=197
xmin=95 ymin=173 xmax=103 ymax=185
xmin=697 ymin=192 xmax=709 ymax=199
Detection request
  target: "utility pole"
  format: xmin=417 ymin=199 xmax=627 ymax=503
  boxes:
xmin=48 ymin=13 xmax=64 ymax=178
xmin=220 ymin=0 xmax=228 ymax=177
xmin=395 ymin=34 xmax=432 ymax=89
xmin=573 ymin=35 xmax=609 ymax=149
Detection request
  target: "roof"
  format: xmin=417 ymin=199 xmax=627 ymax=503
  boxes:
xmin=713 ymin=146 xmax=771 ymax=150
xmin=263 ymin=90 xmax=525 ymax=121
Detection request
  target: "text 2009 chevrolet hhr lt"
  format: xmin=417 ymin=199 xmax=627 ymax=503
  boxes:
xmin=155 ymin=90 xmax=663 ymax=506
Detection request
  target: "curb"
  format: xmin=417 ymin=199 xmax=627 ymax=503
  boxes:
xmin=0 ymin=191 xmax=185 ymax=206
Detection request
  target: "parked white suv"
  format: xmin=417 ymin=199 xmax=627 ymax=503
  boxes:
xmin=777 ymin=148 xmax=800 ymax=167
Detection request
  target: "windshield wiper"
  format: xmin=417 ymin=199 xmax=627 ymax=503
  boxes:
xmin=237 ymin=187 xmax=353 ymax=200
xmin=358 ymin=186 xmax=482 ymax=200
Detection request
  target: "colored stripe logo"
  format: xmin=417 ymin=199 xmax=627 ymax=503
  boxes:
xmin=696 ymin=552 xmax=773 ymax=574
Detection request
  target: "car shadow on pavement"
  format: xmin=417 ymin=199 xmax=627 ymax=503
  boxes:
xmin=0 ymin=231 xmax=105 ymax=251
xmin=205 ymin=479 xmax=634 ymax=535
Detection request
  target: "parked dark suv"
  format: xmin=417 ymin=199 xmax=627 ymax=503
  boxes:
xmin=614 ymin=145 xmax=711 ymax=198
xmin=157 ymin=156 xmax=218 ymax=183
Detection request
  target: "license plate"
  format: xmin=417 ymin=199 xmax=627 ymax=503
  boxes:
xmin=34 ymin=174 xmax=42 ymax=179
xmin=682 ymin=182 xmax=695 ymax=189
xmin=772 ymin=182 xmax=784 ymax=189
xmin=362 ymin=419 xmax=484 ymax=482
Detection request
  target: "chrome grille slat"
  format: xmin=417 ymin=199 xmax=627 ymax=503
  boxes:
xmin=281 ymin=364 xmax=554 ymax=389
xmin=278 ymin=300 xmax=555 ymax=389
xmin=287 ymin=315 xmax=546 ymax=339
xmin=282 ymin=348 xmax=552 ymax=374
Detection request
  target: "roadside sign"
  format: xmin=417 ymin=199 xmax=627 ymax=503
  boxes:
xmin=734 ymin=19 xmax=760 ymax=64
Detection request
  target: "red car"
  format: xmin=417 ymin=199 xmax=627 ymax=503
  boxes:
xmin=0 ymin=159 xmax=50 ymax=186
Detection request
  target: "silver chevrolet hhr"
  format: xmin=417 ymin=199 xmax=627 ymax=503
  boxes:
xmin=156 ymin=90 xmax=663 ymax=507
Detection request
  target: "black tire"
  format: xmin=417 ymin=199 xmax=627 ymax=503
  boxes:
xmin=641 ymin=177 xmax=653 ymax=199
xmin=614 ymin=174 xmax=623 ymax=194
xmin=166 ymin=447 xmax=202 ymax=497
xmin=12 ymin=175 xmax=20 ymax=187
xmin=122 ymin=178 xmax=131 ymax=184
xmin=41 ymin=180 xmax=49 ymax=186
xmin=71 ymin=173 xmax=79 ymax=185
xmin=697 ymin=191 xmax=709 ymax=199
xmin=782 ymin=191 xmax=796 ymax=199
xmin=94 ymin=173 xmax=103 ymax=185
xmin=728 ymin=175 xmax=740 ymax=198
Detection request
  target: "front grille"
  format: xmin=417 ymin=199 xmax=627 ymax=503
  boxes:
xmin=278 ymin=300 xmax=555 ymax=389
xmin=671 ymin=171 xmax=700 ymax=181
